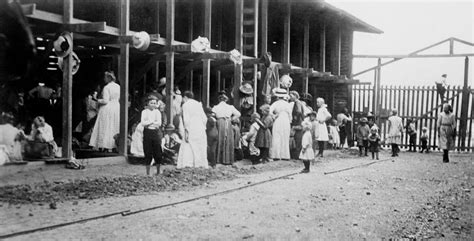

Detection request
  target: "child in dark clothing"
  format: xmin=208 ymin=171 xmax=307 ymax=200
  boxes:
xmin=205 ymin=107 xmax=218 ymax=168
xmin=368 ymin=126 xmax=381 ymax=160
xmin=406 ymin=118 xmax=417 ymax=152
xmin=140 ymin=96 xmax=162 ymax=176
xmin=420 ymin=126 xmax=429 ymax=153
xmin=255 ymin=104 xmax=273 ymax=163
xmin=357 ymin=117 xmax=370 ymax=157
xmin=232 ymin=118 xmax=243 ymax=161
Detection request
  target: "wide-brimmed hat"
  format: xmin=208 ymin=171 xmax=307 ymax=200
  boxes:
xmin=132 ymin=31 xmax=151 ymax=51
xmin=273 ymin=88 xmax=288 ymax=98
xmin=58 ymin=52 xmax=80 ymax=75
xmin=360 ymin=117 xmax=368 ymax=123
xmin=53 ymin=32 xmax=73 ymax=58
xmin=370 ymin=125 xmax=379 ymax=132
xmin=229 ymin=49 xmax=242 ymax=65
xmin=164 ymin=124 xmax=175 ymax=131
xmin=191 ymin=36 xmax=210 ymax=53
xmin=239 ymin=82 xmax=253 ymax=95
xmin=158 ymin=77 xmax=166 ymax=88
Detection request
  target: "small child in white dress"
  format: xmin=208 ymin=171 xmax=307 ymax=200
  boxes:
xmin=328 ymin=119 xmax=340 ymax=149
xmin=299 ymin=121 xmax=315 ymax=173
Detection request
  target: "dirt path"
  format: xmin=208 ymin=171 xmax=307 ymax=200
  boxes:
xmin=1 ymin=151 xmax=472 ymax=240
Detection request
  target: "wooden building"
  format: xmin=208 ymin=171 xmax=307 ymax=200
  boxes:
xmin=17 ymin=0 xmax=382 ymax=161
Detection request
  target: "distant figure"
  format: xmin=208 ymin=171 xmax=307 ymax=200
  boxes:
xmin=269 ymin=88 xmax=291 ymax=161
xmin=140 ymin=95 xmax=162 ymax=175
xmin=357 ymin=117 xmax=370 ymax=157
xmin=255 ymin=104 xmax=273 ymax=163
xmin=299 ymin=121 xmax=314 ymax=173
xmin=368 ymin=126 xmax=381 ymax=160
xmin=328 ymin=119 xmax=340 ymax=150
xmin=435 ymin=74 xmax=447 ymax=102
xmin=419 ymin=127 xmax=429 ymax=153
xmin=387 ymin=109 xmax=404 ymax=157
xmin=314 ymin=98 xmax=332 ymax=158
xmin=205 ymin=107 xmax=218 ymax=168
xmin=406 ymin=118 xmax=417 ymax=152
xmin=337 ymin=108 xmax=353 ymax=148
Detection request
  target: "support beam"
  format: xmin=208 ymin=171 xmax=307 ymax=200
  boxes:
xmin=202 ymin=0 xmax=212 ymax=107
xmin=261 ymin=0 xmax=268 ymax=54
xmin=118 ymin=0 xmax=130 ymax=156
xmin=61 ymin=0 xmax=73 ymax=160
xmin=303 ymin=18 xmax=310 ymax=94
xmin=188 ymin=4 xmax=194 ymax=91
xmin=319 ymin=21 xmax=326 ymax=72
xmin=234 ymin=0 xmax=243 ymax=108
xmin=282 ymin=1 xmax=291 ymax=64
xmin=166 ymin=0 xmax=175 ymax=123
xmin=353 ymin=53 xmax=474 ymax=58
xmin=459 ymin=57 xmax=469 ymax=151
xmin=155 ymin=0 xmax=161 ymax=84
xmin=375 ymin=58 xmax=382 ymax=128
xmin=334 ymin=26 xmax=341 ymax=75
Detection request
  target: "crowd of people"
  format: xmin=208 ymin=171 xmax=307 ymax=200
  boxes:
xmin=0 ymin=72 xmax=458 ymax=171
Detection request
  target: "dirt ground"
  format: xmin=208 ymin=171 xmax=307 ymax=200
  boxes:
xmin=0 ymin=149 xmax=472 ymax=240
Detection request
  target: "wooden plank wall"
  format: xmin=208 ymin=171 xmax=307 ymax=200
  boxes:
xmin=352 ymin=84 xmax=473 ymax=152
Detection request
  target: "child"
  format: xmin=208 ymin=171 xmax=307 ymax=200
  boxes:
xmin=357 ymin=117 xmax=370 ymax=157
xmin=242 ymin=113 xmax=261 ymax=165
xmin=368 ymin=126 xmax=381 ymax=160
xmin=406 ymin=118 xmax=417 ymax=152
xmin=140 ymin=96 xmax=162 ymax=176
xmin=255 ymin=104 xmax=273 ymax=163
xmin=420 ymin=127 xmax=429 ymax=153
xmin=205 ymin=107 xmax=218 ymax=168
xmin=328 ymin=119 xmax=340 ymax=149
xmin=299 ymin=121 xmax=314 ymax=173
xmin=306 ymin=111 xmax=318 ymax=155
xmin=232 ymin=118 xmax=243 ymax=161
xmin=161 ymin=124 xmax=181 ymax=165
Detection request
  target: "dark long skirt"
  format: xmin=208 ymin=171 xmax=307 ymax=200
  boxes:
xmin=216 ymin=118 xmax=234 ymax=165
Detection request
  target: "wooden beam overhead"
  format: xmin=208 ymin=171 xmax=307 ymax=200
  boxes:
xmin=353 ymin=53 xmax=474 ymax=58
xmin=63 ymin=22 xmax=106 ymax=32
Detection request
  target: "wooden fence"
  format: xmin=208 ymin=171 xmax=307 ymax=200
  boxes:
xmin=351 ymin=85 xmax=474 ymax=152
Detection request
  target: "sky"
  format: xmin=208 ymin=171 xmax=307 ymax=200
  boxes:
xmin=326 ymin=0 xmax=474 ymax=87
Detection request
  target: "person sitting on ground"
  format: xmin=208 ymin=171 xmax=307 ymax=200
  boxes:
xmin=368 ymin=125 xmax=381 ymax=160
xmin=419 ymin=127 xmax=429 ymax=153
xmin=161 ymin=124 xmax=181 ymax=165
xmin=406 ymin=118 xmax=417 ymax=152
xmin=242 ymin=113 xmax=261 ymax=165
xmin=0 ymin=112 xmax=25 ymax=163
xmin=357 ymin=117 xmax=370 ymax=157
xmin=26 ymin=116 xmax=59 ymax=158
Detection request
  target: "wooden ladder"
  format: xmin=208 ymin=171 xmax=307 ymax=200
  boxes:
xmin=240 ymin=0 xmax=258 ymax=80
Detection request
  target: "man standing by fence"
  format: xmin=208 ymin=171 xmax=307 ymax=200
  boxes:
xmin=435 ymin=74 xmax=447 ymax=102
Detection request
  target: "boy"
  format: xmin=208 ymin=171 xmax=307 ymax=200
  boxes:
xmin=368 ymin=126 xmax=381 ymax=160
xmin=140 ymin=96 xmax=162 ymax=175
xmin=420 ymin=127 xmax=429 ymax=153
xmin=357 ymin=117 xmax=370 ymax=157
xmin=242 ymin=113 xmax=261 ymax=165
xmin=406 ymin=118 xmax=417 ymax=152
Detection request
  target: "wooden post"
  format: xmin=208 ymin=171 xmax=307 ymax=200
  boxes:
xmin=61 ymin=0 xmax=73 ymax=159
xmin=459 ymin=57 xmax=469 ymax=151
xmin=303 ymin=18 xmax=309 ymax=94
xmin=202 ymin=0 xmax=212 ymax=107
xmin=283 ymin=0 xmax=291 ymax=64
xmin=234 ymin=0 xmax=243 ymax=108
xmin=319 ymin=20 xmax=326 ymax=72
xmin=187 ymin=4 xmax=194 ymax=91
xmin=118 ymin=0 xmax=130 ymax=156
xmin=166 ymin=0 xmax=175 ymax=122
xmin=332 ymin=25 xmax=341 ymax=76
xmin=376 ymin=58 xmax=381 ymax=128
xmin=261 ymin=0 xmax=268 ymax=54
xmin=154 ymin=0 xmax=160 ymax=84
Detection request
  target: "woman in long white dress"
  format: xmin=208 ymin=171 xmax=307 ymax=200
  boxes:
xmin=315 ymin=98 xmax=332 ymax=157
xmin=89 ymin=71 xmax=120 ymax=151
xmin=177 ymin=91 xmax=208 ymax=168
xmin=269 ymin=88 xmax=291 ymax=160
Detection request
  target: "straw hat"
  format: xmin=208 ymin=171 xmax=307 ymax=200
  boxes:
xmin=239 ymin=82 xmax=253 ymax=95
xmin=58 ymin=52 xmax=80 ymax=75
xmin=280 ymin=74 xmax=293 ymax=88
xmin=360 ymin=117 xmax=368 ymax=123
xmin=273 ymin=88 xmax=288 ymax=98
xmin=132 ymin=31 xmax=151 ymax=51
xmin=307 ymin=111 xmax=317 ymax=117
xmin=229 ymin=49 xmax=242 ymax=64
xmin=53 ymin=32 xmax=73 ymax=58
xmin=191 ymin=36 xmax=210 ymax=53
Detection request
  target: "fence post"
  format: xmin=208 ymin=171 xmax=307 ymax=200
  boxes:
xmin=459 ymin=57 xmax=470 ymax=151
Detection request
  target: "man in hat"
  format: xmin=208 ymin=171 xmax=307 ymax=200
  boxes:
xmin=435 ymin=74 xmax=447 ymax=102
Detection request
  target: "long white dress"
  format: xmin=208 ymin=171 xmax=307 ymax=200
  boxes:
xmin=270 ymin=99 xmax=291 ymax=159
xmin=387 ymin=115 xmax=403 ymax=145
xmin=89 ymin=81 xmax=120 ymax=149
xmin=315 ymin=105 xmax=331 ymax=141
xmin=177 ymin=99 xmax=208 ymax=168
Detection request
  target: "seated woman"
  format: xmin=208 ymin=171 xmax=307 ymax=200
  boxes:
xmin=25 ymin=116 xmax=59 ymax=158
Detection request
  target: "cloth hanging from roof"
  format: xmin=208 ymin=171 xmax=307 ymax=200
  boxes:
xmin=261 ymin=62 xmax=279 ymax=96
